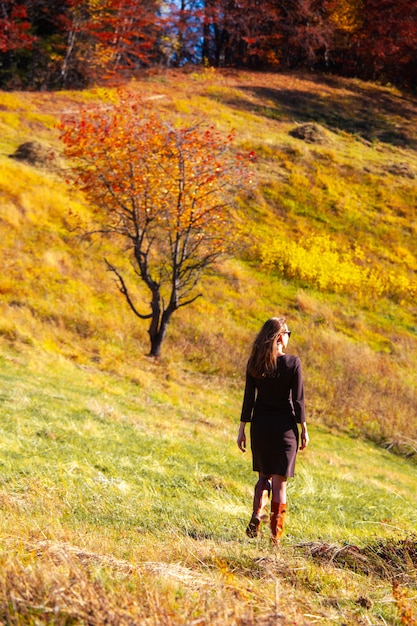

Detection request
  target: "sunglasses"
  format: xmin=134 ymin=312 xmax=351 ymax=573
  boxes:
xmin=284 ymin=330 xmax=292 ymax=337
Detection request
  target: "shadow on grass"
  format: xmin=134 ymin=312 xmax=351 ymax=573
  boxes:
xmin=209 ymin=74 xmax=417 ymax=149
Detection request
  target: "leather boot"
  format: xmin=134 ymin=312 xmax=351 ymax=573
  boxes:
xmin=246 ymin=477 xmax=271 ymax=538
xmin=270 ymin=502 xmax=286 ymax=544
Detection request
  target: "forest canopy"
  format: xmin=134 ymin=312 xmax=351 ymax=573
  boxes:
xmin=1 ymin=0 xmax=416 ymax=89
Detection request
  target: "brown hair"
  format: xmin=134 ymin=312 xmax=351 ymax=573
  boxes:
xmin=247 ymin=317 xmax=287 ymax=378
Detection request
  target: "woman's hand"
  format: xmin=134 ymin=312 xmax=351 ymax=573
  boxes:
xmin=300 ymin=424 xmax=309 ymax=450
xmin=237 ymin=422 xmax=247 ymax=452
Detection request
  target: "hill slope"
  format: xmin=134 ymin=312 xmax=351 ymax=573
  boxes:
xmin=1 ymin=343 xmax=417 ymax=625
xmin=1 ymin=70 xmax=416 ymax=451
xmin=0 ymin=69 xmax=416 ymax=624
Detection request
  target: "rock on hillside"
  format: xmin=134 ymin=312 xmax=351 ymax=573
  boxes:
xmin=9 ymin=141 xmax=59 ymax=170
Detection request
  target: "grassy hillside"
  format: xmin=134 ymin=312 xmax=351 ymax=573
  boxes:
xmin=1 ymin=349 xmax=417 ymax=625
xmin=0 ymin=69 xmax=416 ymax=624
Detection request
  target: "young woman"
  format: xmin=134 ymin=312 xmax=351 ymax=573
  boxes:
xmin=237 ymin=317 xmax=309 ymax=543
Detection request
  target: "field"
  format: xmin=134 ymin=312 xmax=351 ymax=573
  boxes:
xmin=0 ymin=68 xmax=416 ymax=624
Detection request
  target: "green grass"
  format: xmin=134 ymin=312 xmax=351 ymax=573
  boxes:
xmin=0 ymin=68 xmax=416 ymax=623
xmin=1 ymin=348 xmax=417 ymax=625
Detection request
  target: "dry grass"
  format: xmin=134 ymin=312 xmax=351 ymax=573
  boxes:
xmin=5 ymin=535 xmax=413 ymax=626
xmin=298 ymin=536 xmax=417 ymax=584
xmin=0 ymin=539 xmax=314 ymax=626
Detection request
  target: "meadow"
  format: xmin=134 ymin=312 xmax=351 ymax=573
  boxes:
xmin=0 ymin=68 xmax=416 ymax=624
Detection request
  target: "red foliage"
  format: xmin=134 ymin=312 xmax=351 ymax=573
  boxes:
xmin=0 ymin=0 xmax=36 ymax=52
xmin=1 ymin=0 xmax=416 ymax=86
xmin=59 ymin=0 xmax=158 ymax=82
xmin=353 ymin=0 xmax=417 ymax=82
xmin=60 ymin=92 xmax=256 ymax=355
xmin=279 ymin=0 xmax=335 ymax=67
xmin=86 ymin=0 xmax=157 ymax=64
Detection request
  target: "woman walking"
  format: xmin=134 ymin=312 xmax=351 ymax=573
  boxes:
xmin=237 ymin=317 xmax=309 ymax=543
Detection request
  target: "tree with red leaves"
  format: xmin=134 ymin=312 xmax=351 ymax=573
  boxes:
xmin=60 ymin=92 xmax=256 ymax=356
xmin=2 ymin=0 xmax=417 ymax=87
xmin=58 ymin=0 xmax=160 ymax=86
xmin=198 ymin=0 xmax=337 ymax=69
xmin=0 ymin=0 xmax=35 ymax=52
xmin=201 ymin=0 xmax=282 ymax=67
xmin=352 ymin=0 xmax=417 ymax=84
xmin=278 ymin=0 xmax=335 ymax=69
xmin=0 ymin=0 xmax=160 ymax=88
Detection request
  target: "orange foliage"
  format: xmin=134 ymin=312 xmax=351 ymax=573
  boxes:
xmin=393 ymin=581 xmax=417 ymax=626
xmin=329 ymin=0 xmax=364 ymax=32
xmin=60 ymin=92 xmax=251 ymax=257
xmin=60 ymin=90 xmax=255 ymax=355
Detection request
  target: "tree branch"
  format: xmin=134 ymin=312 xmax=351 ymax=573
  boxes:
xmin=104 ymin=258 xmax=152 ymax=320
xmin=177 ymin=293 xmax=203 ymax=309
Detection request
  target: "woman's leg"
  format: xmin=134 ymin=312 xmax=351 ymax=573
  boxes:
xmin=246 ymin=473 xmax=271 ymax=537
xmin=271 ymin=474 xmax=287 ymax=504
xmin=253 ymin=473 xmax=272 ymax=514
xmin=270 ymin=474 xmax=287 ymax=543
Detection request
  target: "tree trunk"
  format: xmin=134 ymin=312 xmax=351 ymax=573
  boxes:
xmin=149 ymin=331 xmax=164 ymax=357
xmin=148 ymin=295 xmax=175 ymax=357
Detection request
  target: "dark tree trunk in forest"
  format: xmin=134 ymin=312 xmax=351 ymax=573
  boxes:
xmin=202 ymin=0 xmax=214 ymax=64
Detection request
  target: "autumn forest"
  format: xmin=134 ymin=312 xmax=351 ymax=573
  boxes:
xmin=1 ymin=0 xmax=417 ymax=90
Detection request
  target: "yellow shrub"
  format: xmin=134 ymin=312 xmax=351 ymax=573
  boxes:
xmin=260 ymin=234 xmax=415 ymax=302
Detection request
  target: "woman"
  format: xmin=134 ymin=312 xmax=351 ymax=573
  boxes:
xmin=237 ymin=317 xmax=309 ymax=543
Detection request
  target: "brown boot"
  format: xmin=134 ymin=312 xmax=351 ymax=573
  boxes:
xmin=246 ymin=513 xmax=261 ymax=538
xmin=270 ymin=502 xmax=286 ymax=544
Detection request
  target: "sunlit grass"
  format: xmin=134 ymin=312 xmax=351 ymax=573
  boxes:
xmin=0 ymin=84 xmax=416 ymax=448
xmin=0 ymin=350 xmax=416 ymax=624
xmin=0 ymin=69 xmax=416 ymax=624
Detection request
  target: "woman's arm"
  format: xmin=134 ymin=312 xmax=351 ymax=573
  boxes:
xmin=300 ymin=422 xmax=309 ymax=450
xmin=237 ymin=421 xmax=247 ymax=452
xmin=240 ymin=368 xmax=256 ymax=422
xmin=237 ymin=367 xmax=255 ymax=452
xmin=292 ymin=357 xmax=309 ymax=449
xmin=292 ymin=356 xmax=306 ymax=424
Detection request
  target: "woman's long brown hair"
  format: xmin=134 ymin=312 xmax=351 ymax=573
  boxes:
xmin=247 ymin=317 xmax=287 ymax=378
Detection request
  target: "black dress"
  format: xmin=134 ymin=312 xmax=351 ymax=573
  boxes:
xmin=240 ymin=354 xmax=305 ymax=477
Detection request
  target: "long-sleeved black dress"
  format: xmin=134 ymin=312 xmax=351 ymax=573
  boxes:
xmin=240 ymin=354 xmax=306 ymax=477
